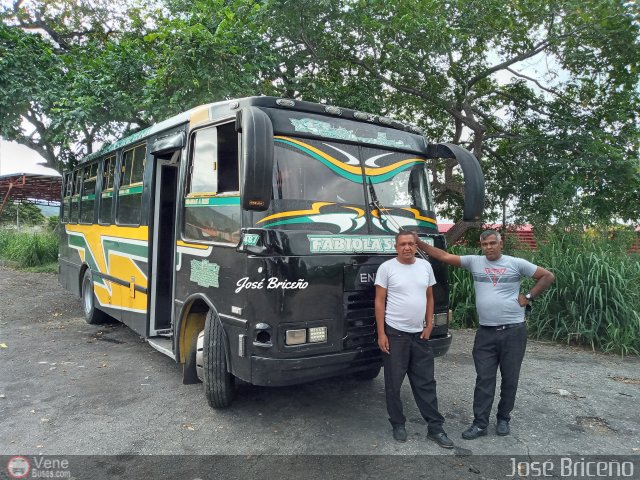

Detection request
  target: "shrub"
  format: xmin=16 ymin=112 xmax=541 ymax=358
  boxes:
xmin=526 ymin=231 xmax=640 ymax=356
xmin=445 ymin=230 xmax=640 ymax=355
xmin=0 ymin=229 xmax=59 ymax=268
xmin=447 ymin=245 xmax=479 ymax=328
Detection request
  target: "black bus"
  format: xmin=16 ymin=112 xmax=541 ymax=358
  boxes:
xmin=58 ymin=96 xmax=484 ymax=408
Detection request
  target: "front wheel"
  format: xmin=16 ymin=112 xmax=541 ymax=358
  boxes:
xmin=81 ymin=269 xmax=107 ymax=324
xmin=203 ymin=311 xmax=235 ymax=408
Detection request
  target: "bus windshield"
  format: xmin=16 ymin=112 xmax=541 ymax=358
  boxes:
xmin=259 ymin=135 xmax=435 ymax=235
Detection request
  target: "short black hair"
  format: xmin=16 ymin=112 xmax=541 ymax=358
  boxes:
xmin=395 ymin=230 xmax=417 ymax=243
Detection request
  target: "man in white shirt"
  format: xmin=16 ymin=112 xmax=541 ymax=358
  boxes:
xmin=375 ymin=230 xmax=453 ymax=448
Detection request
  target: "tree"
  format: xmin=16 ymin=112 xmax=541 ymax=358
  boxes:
xmin=258 ymin=0 xmax=640 ymax=238
xmin=0 ymin=201 xmax=46 ymax=226
xmin=2 ymin=0 xmax=638 ymax=240
xmin=0 ymin=0 xmax=154 ymax=171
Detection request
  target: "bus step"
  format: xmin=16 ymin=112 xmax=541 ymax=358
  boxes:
xmin=148 ymin=337 xmax=174 ymax=358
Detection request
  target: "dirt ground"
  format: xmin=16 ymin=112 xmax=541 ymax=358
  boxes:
xmin=0 ymin=265 xmax=639 ymax=477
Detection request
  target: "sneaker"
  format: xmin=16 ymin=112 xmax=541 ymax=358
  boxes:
xmin=461 ymin=424 xmax=488 ymax=440
xmin=427 ymin=431 xmax=454 ymax=449
xmin=392 ymin=424 xmax=407 ymax=442
xmin=496 ymin=419 xmax=510 ymax=436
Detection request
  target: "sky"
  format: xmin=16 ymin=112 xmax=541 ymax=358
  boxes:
xmin=0 ymin=139 xmax=60 ymax=177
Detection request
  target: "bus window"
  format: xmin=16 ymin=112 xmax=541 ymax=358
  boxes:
xmin=271 ymin=137 xmax=365 ymax=205
xmin=184 ymin=122 xmax=240 ymax=244
xmin=190 ymin=127 xmax=218 ymax=194
xmin=79 ymin=163 xmax=98 ymax=224
xmin=61 ymin=173 xmax=73 ymax=223
xmin=360 ymin=146 xmax=433 ymax=212
xmin=99 ymin=155 xmax=116 ymax=224
xmin=69 ymin=170 xmax=81 ymax=223
xmin=116 ymin=144 xmax=146 ymax=225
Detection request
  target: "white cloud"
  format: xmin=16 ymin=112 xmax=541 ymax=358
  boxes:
xmin=0 ymin=139 xmax=60 ymax=177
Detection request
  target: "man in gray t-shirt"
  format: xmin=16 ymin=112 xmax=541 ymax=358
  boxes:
xmin=417 ymin=230 xmax=554 ymax=440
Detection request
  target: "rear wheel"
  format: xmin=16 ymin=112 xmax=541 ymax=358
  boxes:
xmin=203 ymin=311 xmax=235 ymax=408
xmin=81 ymin=269 xmax=107 ymax=324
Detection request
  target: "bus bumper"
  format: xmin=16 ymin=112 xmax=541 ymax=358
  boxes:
xmin=431 ymin=332 xmax=453 ymax=357
xmin=249 ymin=333 xmax=452 ymax=387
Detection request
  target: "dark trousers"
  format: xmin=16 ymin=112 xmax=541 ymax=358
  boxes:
xmin=382 ymin=324 xmax=445 ymax=434
xmin=472 ymin=323 xmax=527 ymax=429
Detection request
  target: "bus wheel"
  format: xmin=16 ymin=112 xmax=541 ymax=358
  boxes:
xmin=353 ymin=365 xmax=381 ymax=381
xmin=203 ymin=311 xmax=235 ymax=408
xmin=81 ymin=269 xmax=107 ymax=325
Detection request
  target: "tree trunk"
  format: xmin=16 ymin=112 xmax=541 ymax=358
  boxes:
xmin=445 ymin=220 xmax=482 ymax=246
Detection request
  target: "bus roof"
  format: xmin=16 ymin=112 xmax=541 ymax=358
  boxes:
xmin=81 ymin=96 xmax=424 ymax=164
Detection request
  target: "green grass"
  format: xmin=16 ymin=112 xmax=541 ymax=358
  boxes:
xmin=0 ymin=229 xmax=59 ymax=269
xmin=446 ymin=232 xmax=640 ymax=356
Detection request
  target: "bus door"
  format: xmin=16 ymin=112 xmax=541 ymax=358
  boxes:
xmin=148 ymin=144 xmax=182 ymax=338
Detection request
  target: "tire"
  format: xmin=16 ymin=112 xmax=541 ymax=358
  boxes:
xmin=203 ymin=311 xmax=235 ymax=408
xmin=81 ymin=269 xmax=107 ymax=324
xmin=353 ymin=365 xmax=382 ymax=381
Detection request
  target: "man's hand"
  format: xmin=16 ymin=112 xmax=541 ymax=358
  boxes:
xmin=420 ymin=323 xmax=433 ymax=340
xmin=517 ymin=293 xmax=529 ymax=307
xmin=378 ymin=332 xmax=390 ymax=354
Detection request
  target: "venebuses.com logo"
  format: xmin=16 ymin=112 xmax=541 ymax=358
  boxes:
xmin=6 ymin=456 xmax=30 ymax=479
xmin=6 ymin=456 xmax=71 ymax=479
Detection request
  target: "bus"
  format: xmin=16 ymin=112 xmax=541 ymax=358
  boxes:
xmin=58 ymin=96 xmax=484 ymax=408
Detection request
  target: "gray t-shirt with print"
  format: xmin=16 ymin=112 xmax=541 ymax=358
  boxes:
xmin=460 ymin=254 xmax=537 ymax=326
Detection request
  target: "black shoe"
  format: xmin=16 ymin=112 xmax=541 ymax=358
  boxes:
xmin=427 ymin=431 xmax=454 ymax=449
xmin=496 ymin=419 xmax=510 ymax=436
xmin=392 ymin=424 xmax=407 ymax=442
xmin=462 ymin=424 xmax=488 ymax=440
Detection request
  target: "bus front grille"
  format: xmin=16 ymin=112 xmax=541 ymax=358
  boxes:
xmin=343 ymin=290 xmax=377 ymax=349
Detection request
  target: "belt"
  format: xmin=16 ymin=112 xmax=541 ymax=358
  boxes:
xmin=385 ymin=324 xmax=422 ymax=337
xmin=480 ymin=322 xmax=524 ymax=331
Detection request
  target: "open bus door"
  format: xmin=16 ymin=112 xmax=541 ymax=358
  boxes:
xmin=147 ymin=132 xmax=184 ymax=353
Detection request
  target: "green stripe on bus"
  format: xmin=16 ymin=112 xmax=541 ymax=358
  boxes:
xmin=185 ymin=196 xmax=240 ymax=207
xmin=102 ymin=239 xmax=148 ymax=262
xmin=119 ymin=185 xmax=143 ymax=196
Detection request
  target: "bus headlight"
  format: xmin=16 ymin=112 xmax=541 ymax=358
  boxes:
xmin=285 ymin=326 xmax=328 ymax=345
xmin=308 ymin=326 xmax=327 ymax=343
xmin=285 ymin=329 xmax=306 ymax=345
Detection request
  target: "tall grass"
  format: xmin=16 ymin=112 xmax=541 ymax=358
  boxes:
xmin=527 ymin=232 xmax=640 ymax=356
xmin=448 ymin=245 xmax=479 ymax=328
xmin=446 ymin=232 xmax=640 ymax=355
xmin=0 ymin=229 xmax=59 ymax=269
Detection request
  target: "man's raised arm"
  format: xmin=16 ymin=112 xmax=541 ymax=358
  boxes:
xmin=416 ymin=239 xmax=462 ymax=268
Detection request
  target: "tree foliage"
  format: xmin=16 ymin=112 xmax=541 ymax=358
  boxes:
xmin=0 ymin=0 xmax=156 ymax=170
xmin=1 ymin=0 xmax=638 ymax=234
xmin=258 ymin=0 xmax=640 ymax=230
xmin=0 ymin=201 xmax=46 ymax=226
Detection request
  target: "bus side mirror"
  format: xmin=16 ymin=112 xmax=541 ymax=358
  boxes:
xmin=237 ymin=107 xmax=274 ymax=211
xmin=426 ymin=143 xmax=485 ymax=221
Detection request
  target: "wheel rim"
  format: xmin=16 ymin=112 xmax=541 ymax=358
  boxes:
xmin=195 ymin=330 xmax=205 ymax=382
xmin=83 ymin=277 xmax=93 ymax=315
